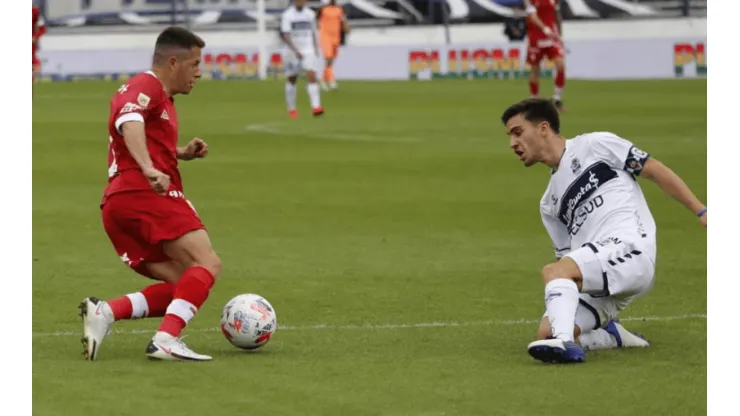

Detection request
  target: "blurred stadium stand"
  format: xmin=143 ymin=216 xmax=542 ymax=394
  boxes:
xmin=35 ymin=0 xmax=707 ymax=32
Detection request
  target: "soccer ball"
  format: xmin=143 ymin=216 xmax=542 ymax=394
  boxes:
xmin=220 ymin=294 xmax=277 ymax=350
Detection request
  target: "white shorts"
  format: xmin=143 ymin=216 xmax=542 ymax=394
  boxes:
xmin=283 ymin=51 xmax=319 ymax=77
xmin=564 ymin=238 xmax=656 ymax=330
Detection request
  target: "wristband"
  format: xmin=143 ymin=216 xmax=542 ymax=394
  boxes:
xmin=697 ymin=207 xmax=707 ymax=217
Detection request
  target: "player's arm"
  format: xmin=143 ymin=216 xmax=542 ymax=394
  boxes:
xmin=114 ymin=86 xmax=171 ymax=193
xmin=556 ymin=4 xmax=562 ymax=36
xmin=119 ymin=120 xmax=170 ymax=194
xmin=120 ymin=121 xmax=155 ymax=173
xmin=177 ymin=138 xmax=208 ymax=161
xmin=640 ymin=158 xmax=706 ymax=225
xmin=280 ymin=14 xmax=301 ymax=57
xmin=341 ymin=11 xmax=350 ymax=33
xmin=592 ymin=133 xmax=706 ymax=226
xmin=524 ymin=0 xmax=555 ymax=38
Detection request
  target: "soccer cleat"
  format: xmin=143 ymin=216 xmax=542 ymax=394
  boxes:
xmin=146 ymin=332 xmax=212 ymax=362
xmin=79 ymin=297 xmax=113 ymax=361
xmin=320 ymin=80 xmax=329 ymax=91
xmin=313 ymin=107 xmax=325 ymax=117
xmin=328 ymin=81 xmax=338 ymax=90
xmin=604 ymin=319 xmax=651 ymax=348
xmin=288 ymin=109 xmax=299 ymax=119
xmin=527 ymin=338 xmax=586 ymax=364
xmin=554 ymin=99 xmax=566 ymax=112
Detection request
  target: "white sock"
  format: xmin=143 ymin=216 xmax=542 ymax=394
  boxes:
xmin=165 ymin=299 xmax=197 ymax=325
xmin=544 ymin=278 xmax=579 ymax=342
xmin=554 ymin=87 xmax=563 ymax=101
xmin=285 ymin=82 xmax=297 ymax=111
xmin=579 ymin=329 xmax=619 ymax=351
xmin=126 ymin=292 xmax=149 ymax=319
xmin=307 ymin=82 xmax=321 ymax=109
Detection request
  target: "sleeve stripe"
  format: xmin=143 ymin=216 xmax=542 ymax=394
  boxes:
xmin=115 ymin=113 xmax=145 ymax=134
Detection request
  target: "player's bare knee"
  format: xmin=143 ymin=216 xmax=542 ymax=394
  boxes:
xmin=198 ymin=252 xmax=222 ymax=279
xmin=541 ymin=263 xmax=560 ymax=284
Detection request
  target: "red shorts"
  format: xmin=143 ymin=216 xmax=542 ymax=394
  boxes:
xmin=526 ymin=44 xmax=564 ymax=65
xmin=101 ymin=191 xmax=205 ymax=278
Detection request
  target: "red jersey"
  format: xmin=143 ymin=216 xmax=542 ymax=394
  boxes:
xmin=525 ymin=0 xmax=559 ymax=47
xmin=32 ymin=6 xmax=46 ymax=56
xmin=103 ymin=72 xmax=182 ymax=205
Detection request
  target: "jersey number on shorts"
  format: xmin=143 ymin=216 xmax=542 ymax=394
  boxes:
xmin=108 ymin=135 xmax=118 ymax=178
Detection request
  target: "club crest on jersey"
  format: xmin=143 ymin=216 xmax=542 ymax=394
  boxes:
xmin=137 ymin=93 xmax=151 ymax=108
xmin=161 ymin=110 xmax=169 ymax=120
xmin=571 ymin=158 xmax=581 ymax=174
xmin=628 ymin=160 xmax=643 ymax=172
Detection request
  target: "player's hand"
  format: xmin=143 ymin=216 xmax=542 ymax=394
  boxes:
xmin=699 ymin=212 xmax=707 ymax=228
xmin=179 ymin=138 xmax=209 ymax=161
xmin=296 ymin=51 xmax=304 ymax=60
xmin=143 ymin=167 xmax=170 ymax=195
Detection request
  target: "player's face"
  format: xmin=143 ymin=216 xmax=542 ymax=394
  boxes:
xmin=295 ymin=0 xmax=308 ymax=8
xmin=174 ymin=46 xmax=203 ymax=95
xmin=506 ymin=114 xmax=547 ymax=167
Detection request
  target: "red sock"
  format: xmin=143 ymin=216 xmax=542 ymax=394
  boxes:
xmin=529 ymin=81 xmax=539 ymax=97
xmin=158 ymin=266 xmax=215 ymax=337
xmin=107 ymin=282 xmax=175 ymax=321
xmin=140 ymin=282 xmax=176 ymax=317
xmin=107 ymin=296 xmax=133 ymax=321
xmin=555 ymin=70 xmax=565 ymax=89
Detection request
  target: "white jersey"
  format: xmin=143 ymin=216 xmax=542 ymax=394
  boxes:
xmin=280 ymin=6 xmax=318 ymax=54
xmin=539 ymin=132 xmax=657 ymax=263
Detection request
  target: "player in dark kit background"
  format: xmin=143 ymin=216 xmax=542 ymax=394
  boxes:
xmin=80 ymin=27 xmax=224 ymax=362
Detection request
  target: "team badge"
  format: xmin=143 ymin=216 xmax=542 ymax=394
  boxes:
xmin=137 ymin=93 xmax=151 ymax=108
xmin=571 ymin=158 xmax=581 ymax=174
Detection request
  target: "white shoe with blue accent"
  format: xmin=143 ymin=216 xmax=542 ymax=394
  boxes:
xmin=528 ymin=338 xmax=586 ymax=364
xmin=604 ymin=319 xmax=651 ymax=348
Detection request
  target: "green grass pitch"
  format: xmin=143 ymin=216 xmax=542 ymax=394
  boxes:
xmin=32 ymin=79 xmax=706 ymax=416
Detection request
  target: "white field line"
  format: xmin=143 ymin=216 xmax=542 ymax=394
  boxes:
xmin=33 ymin=313 xmax=706 ymax=338
xmin=245 ymin=122 xmax=424 ymax=143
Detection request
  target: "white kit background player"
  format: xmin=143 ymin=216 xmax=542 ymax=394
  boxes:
xmin=501 ymin=98 xmax=707 ymax=364
xmin=280 ymin=0 xmax=324 ymax=118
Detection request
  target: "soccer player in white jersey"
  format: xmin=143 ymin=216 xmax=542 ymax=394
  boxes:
xmin=280 ymin=0 xmax=324 ymax=118
xmin=501 ymin=98 xmax=706 ymax=364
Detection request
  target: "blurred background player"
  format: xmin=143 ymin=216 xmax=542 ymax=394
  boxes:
xmin=280 ymin=0 xmax=324 ymax=117
xmin=317 ymin=0 xmax=349 ymax=91
xmin=32 ymin=4 xmax=46 ymax=83
xmin=524 ymin=0 xmax=566 ymax=111
xmin=503 ymin=2 xmax=527 ymax=42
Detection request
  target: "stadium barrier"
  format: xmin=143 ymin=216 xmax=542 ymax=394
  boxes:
xmin=37 ymin=18 xmax=705 ymax=81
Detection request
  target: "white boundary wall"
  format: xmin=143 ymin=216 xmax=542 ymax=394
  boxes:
xmin=37 ymin=18 xmax=707 ymax=81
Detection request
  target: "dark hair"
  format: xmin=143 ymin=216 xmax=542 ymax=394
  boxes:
xmin=153 ymin=26 xmax=206 ymax=64
xmin=500 ymin=98 xmax=560 ymax=134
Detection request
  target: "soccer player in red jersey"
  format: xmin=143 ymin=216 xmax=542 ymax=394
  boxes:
xmin=32 ymin=5 xmax=46 ymax=82
xmin=79 ymin=27 xmax=222 ymax=362
xmin=524 ymin=0 xmax=566 ymax=111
